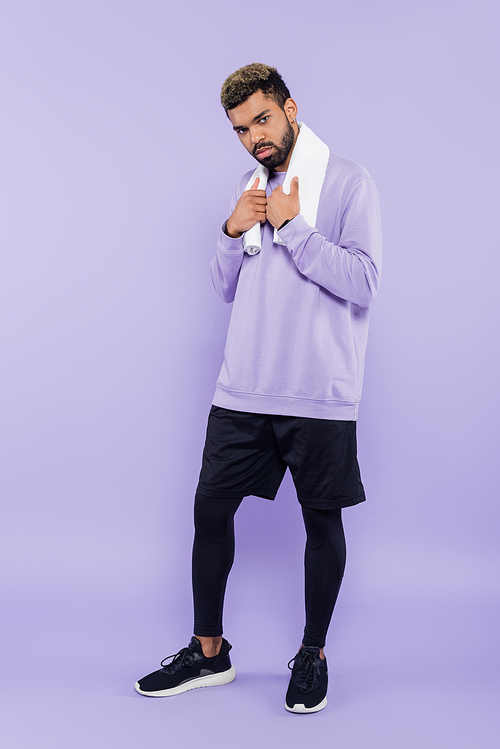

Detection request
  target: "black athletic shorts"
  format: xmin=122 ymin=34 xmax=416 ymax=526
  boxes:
xmin=197 ymin=406 xmax=366 ymax=510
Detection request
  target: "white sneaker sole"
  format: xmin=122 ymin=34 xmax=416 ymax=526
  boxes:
xmin=285 ymin=696 xmax=327 ymax=714
xmin=134 ymin=666 xmax=236 ymax=697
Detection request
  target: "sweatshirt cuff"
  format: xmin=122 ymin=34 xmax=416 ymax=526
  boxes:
xmin=219 ymin=220 xmax=244 ymax=254
xmin=276 ymin=213 xmax=316 ymax=251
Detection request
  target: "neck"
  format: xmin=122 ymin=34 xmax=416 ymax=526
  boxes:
xmin=275 ymin=122 xmax=300 ymax=172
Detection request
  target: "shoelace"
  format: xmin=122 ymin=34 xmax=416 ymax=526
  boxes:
xmin=160 ymin=646 xmax=195 ymax=673
xmin=287 ymin=650 xmax=320 ymax=693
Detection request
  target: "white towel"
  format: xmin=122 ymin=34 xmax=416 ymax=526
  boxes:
xmin=242 ymin=122 xmax=330 ymax=255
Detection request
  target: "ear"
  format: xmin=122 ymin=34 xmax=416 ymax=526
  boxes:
xmin=284 ymin=98 xmax=298 ymax=125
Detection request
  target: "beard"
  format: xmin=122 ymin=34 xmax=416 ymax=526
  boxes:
xmin=252 ymin=117 xmax=296 ymax=170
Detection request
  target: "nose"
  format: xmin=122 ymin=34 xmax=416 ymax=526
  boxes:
xmin=249 ymin=126 xmax=265 ymax=145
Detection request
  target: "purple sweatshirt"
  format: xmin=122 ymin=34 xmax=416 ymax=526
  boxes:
xmin=210 ymin=153 xmax=382 ymax=420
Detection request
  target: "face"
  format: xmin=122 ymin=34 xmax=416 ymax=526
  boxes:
xmin=227 ymin=90 xmax=299 ymax=172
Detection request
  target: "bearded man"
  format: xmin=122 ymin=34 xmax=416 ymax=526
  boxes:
xmin=135 ymin=63 xmax=382 ymax=713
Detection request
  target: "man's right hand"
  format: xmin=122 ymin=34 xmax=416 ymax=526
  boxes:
xmin=225 ymin=178 xmax=267 ymax=238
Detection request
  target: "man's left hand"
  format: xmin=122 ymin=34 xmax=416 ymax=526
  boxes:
xmin=266 ymin=176 xmax=300 ymax=230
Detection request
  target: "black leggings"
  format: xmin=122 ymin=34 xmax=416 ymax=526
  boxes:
xmin=192 ymin=491 xmax=346 ymax=648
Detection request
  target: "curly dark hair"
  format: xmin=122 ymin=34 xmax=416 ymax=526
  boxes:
xmin=220 ymin=63 xmax=291 ymax=111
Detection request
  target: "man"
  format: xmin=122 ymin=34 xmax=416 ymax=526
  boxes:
xmin=135 ymin=63 xmax=382 ymax=713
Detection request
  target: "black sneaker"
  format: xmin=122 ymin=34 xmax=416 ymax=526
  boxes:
xmin=285 ymin=646 xmax=328 ymax=713
xmin=135 ymin=636 xmax=236 ymax=697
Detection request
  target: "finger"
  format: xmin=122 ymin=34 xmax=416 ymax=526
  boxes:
xmin=291 ymin=176 xmax=299 ymax=192
xmin=251 ymin=177 xmax=260 ymax=189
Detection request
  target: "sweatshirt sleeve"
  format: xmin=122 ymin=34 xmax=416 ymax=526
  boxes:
xmin=209 ymin=185 xmax=245 ymax=303
xmin=277 ymin=176 xmax=383 ymax=308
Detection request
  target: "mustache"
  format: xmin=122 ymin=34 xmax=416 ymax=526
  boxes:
xmin=253 ymin=142 xmax=275 ymax=156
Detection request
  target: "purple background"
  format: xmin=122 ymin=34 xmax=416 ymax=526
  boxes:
xmin=1 ymin=0 xmax=499 ymax=746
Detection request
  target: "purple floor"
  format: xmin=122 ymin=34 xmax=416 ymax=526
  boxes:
xmin=4 ymin=549 xmax=499 ymax=749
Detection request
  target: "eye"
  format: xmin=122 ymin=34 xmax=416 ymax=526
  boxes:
xmin=237 ymin=128 xmax=248 ymax=135
xmin=259 ymin=116 xmax=269 ymax=124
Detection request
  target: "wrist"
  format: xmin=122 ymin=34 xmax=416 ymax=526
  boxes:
xmin=277 ymin=213 xmax=298 ymax=231
xmin=224 ymin=219 xmax=242 ymax=239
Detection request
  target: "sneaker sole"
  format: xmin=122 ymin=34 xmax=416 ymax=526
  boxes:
xmin=284 ymin=696 xmax=327 ymax=714
xmin=134 ymin=666 xmax=236 ymax=697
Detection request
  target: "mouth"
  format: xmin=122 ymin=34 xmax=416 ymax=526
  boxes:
xmin=255 ymin=145 xmax=273 ymax=160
